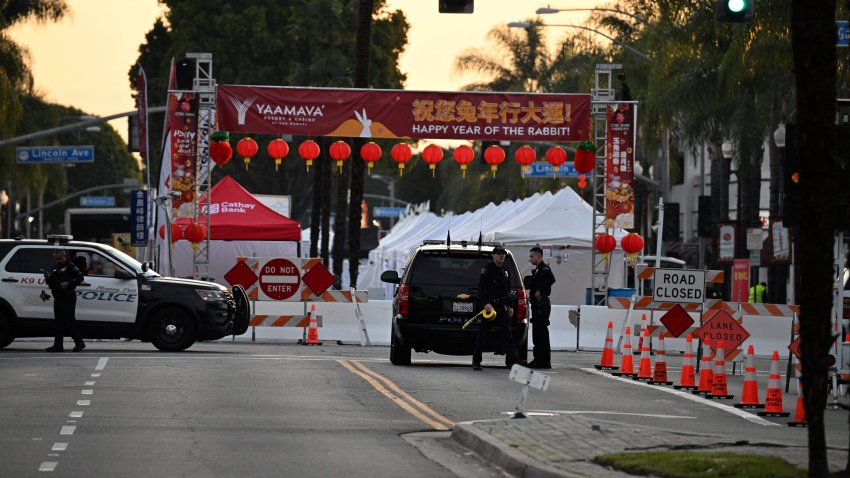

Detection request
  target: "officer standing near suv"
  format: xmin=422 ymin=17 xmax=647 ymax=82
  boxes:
xmin=44 ymin=249 xmax=85 ymax=352
xmin=525 ymin=246 xmax=556 ymax=369
xmin=473 ymin=246 xmax=518 ymax=370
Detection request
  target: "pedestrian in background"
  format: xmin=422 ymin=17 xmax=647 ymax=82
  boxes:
xmin=748 ymin=281 xmax=767 ymax=303
xmin=525 ymin=246 xmax=555 ymax=369
xmin=44 ymin=249 xmax=85 ymax=352
xmin=473 ymin=246 xmax=518 ymax=371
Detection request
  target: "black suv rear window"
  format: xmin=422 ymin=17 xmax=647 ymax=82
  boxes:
xmin=409 ymin=251 xmax=519 ymax=287
xmin=5 ymin=247 xmax=53 ymax=274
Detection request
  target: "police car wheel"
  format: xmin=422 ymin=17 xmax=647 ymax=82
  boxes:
xmin=149 ymin=307 xmax=196 ymax=352
xmin=0 ymin=313 xmax=13 ymax=349
xmin=389 ymin=330 xmax=411 ymax=366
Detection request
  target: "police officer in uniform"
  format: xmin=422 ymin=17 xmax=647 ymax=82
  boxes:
xmin=473 ymin=246 xmax=518 ymax=370
xmin=44 ymin=249 xmax=85 ymax=352
xmin=525 ymin=246 xmax=556 ymax=369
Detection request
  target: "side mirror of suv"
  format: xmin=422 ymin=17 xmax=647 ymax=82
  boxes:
xmin=380 ymin=270 xmax=400 ymax=284
xmin=114 ymin=269 xmax=136 ymax=280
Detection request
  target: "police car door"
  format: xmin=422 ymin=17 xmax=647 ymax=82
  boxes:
xmin=0 ymin=245 xmax=56 ymax=320
xmin=70 ymin=249 xmax=138 ymax=324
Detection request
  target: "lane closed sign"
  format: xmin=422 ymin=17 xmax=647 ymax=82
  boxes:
xmin=652 ymin=268 xmax=706 ymax=304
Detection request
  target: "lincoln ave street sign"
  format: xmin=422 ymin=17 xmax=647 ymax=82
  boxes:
xmin=16 ymin=145 xmax=94 ymax=164
xmin=652 ymin=268 xmax=706 ymax=304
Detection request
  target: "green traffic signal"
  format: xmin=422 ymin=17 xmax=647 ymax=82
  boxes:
xmin=728 ymin=0 xmax=747 ymax=13
xmin=717 ymin=0 xmax=753 ymax=23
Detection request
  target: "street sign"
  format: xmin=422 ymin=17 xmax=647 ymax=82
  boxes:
xmin=659 ymin=304 xmax=695 ymax=338
xmin=258 ymin=258 xmax=302 ymax=301
xmin=224 ymin=260 xmax=258 ymax=290
xmin=302 ymin=261 xmax=336 ymax=296
xmin=16 ymin=145 xmax=94 ymax=164
xmin=80 ymin=196 xmax=115 ymax=207
xmin=652 ymin=268 xmax=706 ymax=304
xmin=788 ymin=336 xmax=801 ymax=359
xmin=746 ymin=228 xmax=763 ymax=250
xmin=520 ymin=161 xmax=592 ymax=178
xmin=509 ymin=364 xmax=550 ymax=391
xmin=129 ymin=190 xmax=148 ymax=247
xmin=838 ymin=21 xmax=850 ymax=47
xmin=694 ymin=310 xmax=750 ymax=357
xmin=373 ymin=207 xmax=405 ymax=218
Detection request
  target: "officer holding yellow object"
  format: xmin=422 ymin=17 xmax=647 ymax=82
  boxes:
xmin=472 ymin=246 xmax=518 ymax=371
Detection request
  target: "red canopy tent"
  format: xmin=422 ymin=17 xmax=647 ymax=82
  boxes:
xmin=176 ymin=175 xmax=301 ymax=241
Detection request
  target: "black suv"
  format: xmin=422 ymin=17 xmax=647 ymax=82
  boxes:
xmin=380 ymin=241 xmax=528 ymax=365
xmin=0 ymin=236 xmax=250 ymax=351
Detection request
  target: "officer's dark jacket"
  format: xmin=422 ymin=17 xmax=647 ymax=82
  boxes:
xmin=46 ymin=261 xmax=84 ymax=295
xmin=527 ymin=262 xmax=556 ymax=302
xmin=477 ymin=262 xmax=511 ymax=309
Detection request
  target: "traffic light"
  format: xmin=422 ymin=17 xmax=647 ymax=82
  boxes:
xmin=782 ymin=124 xmax=799 ymax=229
xmin=716 ymin=0 xmax=753 ymax=23
xmin=663 ymin=202 xmax=680 ymax=241
xmin=439 ymin=0 xmax=473 ymax=14
xmin=697 ymin=196 xmax=713 ymax=237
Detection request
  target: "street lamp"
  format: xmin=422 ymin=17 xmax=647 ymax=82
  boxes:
xmin=370 ymin=174 xmax=398 ymax=228
xmin=507 ymin=21 xmax=653 ymax=62
xmin=535 ymin=6 xmax=653 ymax=27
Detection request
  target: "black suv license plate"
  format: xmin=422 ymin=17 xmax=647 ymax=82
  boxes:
xmin=452 ymin=301 xmax=474 ymax=313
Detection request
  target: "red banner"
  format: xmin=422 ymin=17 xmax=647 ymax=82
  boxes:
xmin=216 ymin=85 xmax=590 ymax=142
xmin=605 ymin=104 xmax=635 ymax=228
xmin=731 ymin=259 xmax=750 ymax=302
xmin=168 ymin=91 xmax=199 ymax=218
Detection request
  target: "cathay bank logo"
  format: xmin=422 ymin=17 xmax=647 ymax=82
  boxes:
xmin=227 ymin=95 xmax=256 ymax=125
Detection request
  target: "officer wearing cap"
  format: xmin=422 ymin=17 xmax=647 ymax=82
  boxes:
xmin=473 ymin=245 xmax=518 ymax=370
xmin=525 ymin=246 xmax=556 ymax=368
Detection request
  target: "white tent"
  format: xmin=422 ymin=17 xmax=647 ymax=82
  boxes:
xmin=358 ymin=187 xmax=631 ymax=305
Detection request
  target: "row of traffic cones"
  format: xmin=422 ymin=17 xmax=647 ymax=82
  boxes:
xmin=595 ymin=321 xmax=803 ymax=424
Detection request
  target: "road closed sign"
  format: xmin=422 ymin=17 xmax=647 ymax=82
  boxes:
xmin=258 ymin=258 xmax=302 ymax=301
xmin=652 ymin=268 xmax=706 ymax=304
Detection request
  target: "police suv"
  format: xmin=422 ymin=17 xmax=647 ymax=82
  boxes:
xmin=0 ymin=236 xmax=249 ymax=351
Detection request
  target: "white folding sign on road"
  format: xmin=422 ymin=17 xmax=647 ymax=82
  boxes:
xmin=652 ymin=268 xmax=706 ymax=304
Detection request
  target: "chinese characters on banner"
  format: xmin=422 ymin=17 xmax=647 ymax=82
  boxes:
xmin=168 ymin=91 xmax=199 ymax=218
xmin=130 ymin=190 xmax=148 ymax=247
xmin=216 ymin=85 xmax=590 ymax=143
xmin=731 ymin=259 xmax=750 ymax=302
xmin=770 ymin=219 xmax=791 ymax=263
xmin=718 ymin=223 xmax=736 ymax=263
xmin=605 ymin=104 xmax=636 ymax=228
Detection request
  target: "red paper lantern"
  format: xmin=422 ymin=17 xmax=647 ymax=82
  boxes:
xmin=514 ymin=145 xmax=536 ymax=174
xmin=574 ymin=142 xmax=595 ymax=190
xmin=210 ymin=141 xmax=232 ymax=167
xmin=421 ymin=144 xmax=443 ymax=177
xmin=184 ymin=223 xmax=207 ymax=250
xmin=298 ymin=140 xmax=321 ymax=171
xmin=620 ymin=233 xmax=645 ymax=265
xmin=236 ymin=137 xmax=259 ymax=171
xmin=391 ymin=143 xmax=412 ymax=176
xmin=483 ymin=145 xmax=506 ymax=178
xmin=595 ymin=233 xmax=617 ymax=265
xmin=158 ymin=223 xmax=183 ymax=243
xmin=267 ymin=138 xmax=290 ymax=171
xmin=545 ymin=146 xmax=567 ymax=177
xmin=452 ymin=145 xmax=474 ymax=178
xmin=329 ymin=141 xmax=351 ymax=174
xmin=360 ymin=142 xmax=382 ymax=176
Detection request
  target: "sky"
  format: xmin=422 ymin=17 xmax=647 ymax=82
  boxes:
xmin=8 ymin=0 xmax=605 ymax=143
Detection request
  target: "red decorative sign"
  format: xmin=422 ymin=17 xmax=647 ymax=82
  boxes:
xmin=259 ymin=258 xmax=301 ymax=301
xmin=731 ymin=259 xmax=750 ymax=303
xmin=694 ymin=310 xmax=750 ymax=357
xmin=167 ymin=90 xmax=199 ymax=219
xmin=216 ymin=85 xmax=591 ymax=143
xmin=788 ymin=336 xmax=801 ymax=359
xmin=224 ymin=260 xmax=258 ymax=290
xmin=605 ymin=104 xmax=635 ymax=228
xmin=302 ymin=262 xmax=336 ymax=296
xmin=659 ymin=304 xmax=695 ymax=338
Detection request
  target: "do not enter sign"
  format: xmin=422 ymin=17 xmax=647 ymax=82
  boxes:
xmin=259 ymin=258 xmax=302 ymax=301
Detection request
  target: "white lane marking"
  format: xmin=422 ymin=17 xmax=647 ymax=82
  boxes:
xmin=47 ymin=453 xmax=59 ymax=457
xmin=59 ymin=426 xmax=75 ymax=435
xmin=52 ymin=443 xmax=68 ymax=452
xmin=95 ymin=357 xmax=108 ymax=371
xmin=84 ymin=381 xmax=96 ymax=386
xmin=81 ymin=390 xmax=93 ymax=395
xmin=76 ymin=400 xmax=90 ymax=406
xmin=90 ymin=373 xmax=101 ymax=378
xmin=66 ymin=420 xmax=76 ymax=424
xmin=582 ymin=367 xmax=778 ymax=426
xmin=39 ymin=461 xmax=58 ymax=472
xmin=69 ymin=411 xmax=83 ymax=418
xmin=504 ymin=410 xmax=697 ymax=420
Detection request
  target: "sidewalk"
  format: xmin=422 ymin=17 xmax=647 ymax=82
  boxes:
xmin=452 ymin=414 xmax=847 ymax=477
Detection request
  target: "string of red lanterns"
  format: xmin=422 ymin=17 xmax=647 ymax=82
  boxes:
xmin=421 ymin=144 xmax=443 ymax=177
xmin=360 ymin=142 xmax=382 ymax=175
xmin=452 ymin=145 xmax=474 ymax=178
xmin=328 ymin=141 xmax=351 ymax=174
xmin=391 ymin=143 xmax=412 ymax=176
xmin=594 ymin=233 xmax=617 ymax=265
xmin=545 ymin=146 xmax=567 ymax=177
xmin=236 ymin=137 xmax=258 ymax=171
xmin=484 ymin=145 xmax=506 ymax=178
xmin=298 ymin=139 xmax=320 ymax=172
xmin=573 ymin=141 xmax=596 ymax=189
xmin=514 ymin=145 xmax=536 ymax=174
xmin=620 ymin=232 xmax=644 ymax=265
xmin=267 ymin=138 xmax=289 ymax=171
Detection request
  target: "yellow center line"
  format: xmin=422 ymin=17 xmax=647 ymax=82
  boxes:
xmin=349 ymin=360 xmax=455 ymax=429
xmin=337 ymin=360 xmax=451 ymax=431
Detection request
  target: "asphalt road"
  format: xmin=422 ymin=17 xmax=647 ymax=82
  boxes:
xmin=1 ymin=340 xmax=847 ymax=477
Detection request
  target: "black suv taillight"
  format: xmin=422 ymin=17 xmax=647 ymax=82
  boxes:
xmin=398 ymin=284 xmax=410 ymax=316
xmin=516 ymin=287 xmax=527 ymax=320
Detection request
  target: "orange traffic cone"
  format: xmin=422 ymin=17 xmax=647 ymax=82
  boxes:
xmin=758 ymin=351 xmax=790 ymax=417
xmin=595 ymin=321 xmax=617 ymax=370
xmin=787 ymin=374 xmax=807 ymax=427
xmin=651 ymin=334 xmax=673 ymax=385
xmin=734 ymin=345 xmax=764 ymax=409
xmin=708 ymin=340 xmax=734 ymax=399
xmin=634 ymin=328 xmax=653 ymax=382
xmin=612 ymin=326 xmax=636 ymax=377
xmin=305 ymin=304 xmax=321 ymax=345
xmin=636 ymin=313 xmax=648 ymax=355
xmin=674 ymin=334 xmax=697 ymax=390
xmin=693 ymin=338 xmax=714 ymax=395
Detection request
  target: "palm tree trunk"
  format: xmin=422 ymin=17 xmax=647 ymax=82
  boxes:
xmin=768 ymin=91 xmax=786 ymax=304
xmin=320 ymin=150 xmax=331 ymax=267
xmin=310 ymin=142 xmax=322 ymax=258
xmin=332 ymin=151 xmax=348 ymax=289
xmin=791 ymin=2 xmax=836 ymax=476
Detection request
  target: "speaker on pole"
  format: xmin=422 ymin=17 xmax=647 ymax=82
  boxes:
xmin=698 ymin=196 xmax=712 ymax=237
xmin=175 ymin=58 xmax=195 ymax=90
